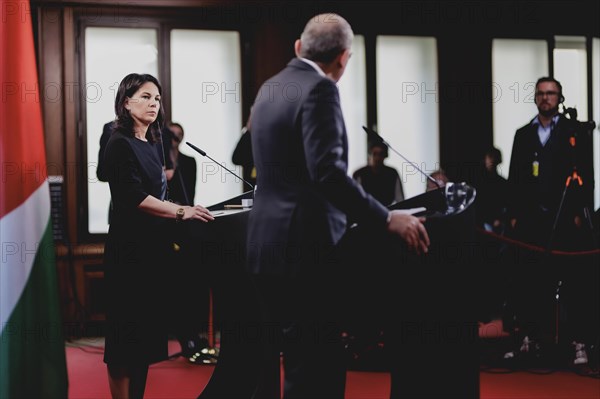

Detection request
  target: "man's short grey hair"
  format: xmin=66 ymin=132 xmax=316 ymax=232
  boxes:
xmin=299 ymin=13 xmax=353 ymax=63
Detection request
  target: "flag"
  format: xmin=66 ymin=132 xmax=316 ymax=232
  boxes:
xmin=0 ymin=0 xmax=69 ymax=397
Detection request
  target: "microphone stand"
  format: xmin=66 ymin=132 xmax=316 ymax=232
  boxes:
xmin=544 ymin=120 xmax=596 ymax=348
xmin=362 ymin=126 xmax=441 ymax=190
xmin=186 ymin=141 xmax=255 ymax=191
xmin=546 ymin=129 xmax=596 ymax=253
xmin=168 ymin=142 xmax=254 ymax=364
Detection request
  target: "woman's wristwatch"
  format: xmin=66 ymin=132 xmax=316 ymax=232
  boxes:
xmin=175 ymin=207 xmax=185 ymax=222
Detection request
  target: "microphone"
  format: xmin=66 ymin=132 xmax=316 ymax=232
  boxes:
xmin=362 ymin=126 xmax=441 ymax=190
xmin=186 ymin=141 xmax=255 ymax=190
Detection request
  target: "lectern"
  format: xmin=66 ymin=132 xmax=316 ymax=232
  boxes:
xmin=338 ymin=187 xmax=480 ymax=399
xmin=186 ymin=186 xmax=479 ymax=399
xmin=184 ymin=191 xmax=261 ymax=399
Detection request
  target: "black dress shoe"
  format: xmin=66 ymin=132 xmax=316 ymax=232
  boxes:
xmin=188 ymin=346 xmax=219 ymax=365
xmin=179 ymin=336 xmax=210 ymax=358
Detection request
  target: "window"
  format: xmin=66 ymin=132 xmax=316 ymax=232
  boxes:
xmin=85 ymin=27 xmax=159 ymax=234
xmin=554 ymin=36 xmax=588 ymax=120
xmin=376 ymin=36 xmax=439 ymax=198
xmin=338 ymin=35 xmax=367 ymax=176
xmin=170 ymin=29 xmax=242 ymax=207
xmin=554 ymin=36 xmax=596 ymax=209
xmin=492 ymin=39 xmax=548 ymax=178
xmin=493 ymin=36 xmax=598 ymax=209
xmin=84 ymin=27 xmax=242 ymax=234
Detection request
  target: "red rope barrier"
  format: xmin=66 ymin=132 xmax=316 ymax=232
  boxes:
xmin=476 ymin=228 xmax=600 ymax=257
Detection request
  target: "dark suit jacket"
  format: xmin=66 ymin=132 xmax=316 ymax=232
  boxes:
xmin=507 ymin=113 xmax=594 ymax=235
xmin=97 ymin=121 xmax=115 ymax=182
xmin=473 ymin=168 xmax=508 ymax=227
xmin=352 ymin=164 xmax=404 ymax=206
xmin=168 ymin=152 xmax=196 ymax=205
xmin=246 ymin=58 xmax=389 ymax=276
xmin=232 ymin=129 xmax=256 ymax=186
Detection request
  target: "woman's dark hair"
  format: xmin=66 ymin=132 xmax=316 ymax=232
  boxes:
xmin=114 ymin=73 xmax=165 ymax=143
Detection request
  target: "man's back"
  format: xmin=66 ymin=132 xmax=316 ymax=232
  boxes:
xmin=248 ymin=58 xmax=351 ymax=275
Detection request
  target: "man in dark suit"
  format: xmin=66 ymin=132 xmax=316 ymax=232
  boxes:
xmin=352 ymin=142 xmax=405 ymax=206
xmin=246 ymin=13 xmax=430 ymax=399
xmin=504 ymin=76 xmax=595 ymax=361
xmin=166 ymin=122 xmax=197 ymax=206
xmin=474 ymin=147 xmax=508 ymax=234
xmin=507 ymin=77 xmax=594 ymax=250
xmin=162 ymin=122 xmax=215 ymax=363
xmin=232 ymin=112 xmax=256 ymax=187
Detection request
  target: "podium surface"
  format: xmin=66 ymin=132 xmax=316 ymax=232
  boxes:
xmin=186 ymin=187 xmax=479 ymax=399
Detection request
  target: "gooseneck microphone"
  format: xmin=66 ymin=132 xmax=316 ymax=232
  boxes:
xmin=362 ymin=126 xmax=441 ymax=190
xmin=186 ymin=141 xmax=255 ymax=190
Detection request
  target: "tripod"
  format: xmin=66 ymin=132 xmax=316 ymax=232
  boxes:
xmin=501 ymin=114 xmax=598 ymax=367
xmin=546 ymin=169 xmax=594 ymax=252
xmin=544 ymin=129 xmax=597 ymax=348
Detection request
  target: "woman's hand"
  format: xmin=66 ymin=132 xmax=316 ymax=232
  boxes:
xmin=182 ymin=205 xmax=214 ymax=222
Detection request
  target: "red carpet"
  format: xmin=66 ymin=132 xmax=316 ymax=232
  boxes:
xmin=67 ymin=340 xmax=599 ymax=399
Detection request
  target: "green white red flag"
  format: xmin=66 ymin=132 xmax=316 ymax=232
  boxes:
xmin=1 ymin=0 xmax=69 ymax=397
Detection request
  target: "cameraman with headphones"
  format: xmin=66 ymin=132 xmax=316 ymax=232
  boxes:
xmin=504 ymin=76 xmax=596 ymax=367
xmin=507 ymin=76 xmax=594 ymax=250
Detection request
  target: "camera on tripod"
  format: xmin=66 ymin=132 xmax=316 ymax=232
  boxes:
xmin=560 ymin=106 xmax=597 ymax=133
xmin=545 ymin=104 xmax=598 ymax=251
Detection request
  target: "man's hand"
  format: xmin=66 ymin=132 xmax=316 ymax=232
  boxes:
xmin=386 ymin=211 xmax=430 ymax=254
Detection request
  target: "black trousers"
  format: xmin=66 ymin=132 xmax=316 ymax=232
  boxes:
xmin=250 ymin=274 xmax=347 ymax=399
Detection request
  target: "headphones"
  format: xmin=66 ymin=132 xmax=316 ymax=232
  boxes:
xmin=558 ymin=89 xmax=565 ymax=104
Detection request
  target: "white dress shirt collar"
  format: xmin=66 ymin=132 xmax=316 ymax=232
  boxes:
xmin=298 ymin=57 xmax=326 ymax=77
xmin=532 ymin=114 xmax=559 ymax=146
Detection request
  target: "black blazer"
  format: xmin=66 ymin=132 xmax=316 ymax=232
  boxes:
xmin=97 ymin=121 xmax=115 ymax=182
xmin=246 ymin=58 xmax=389 ymax=276
xmin=168 ymin=152 xmax=196 ymax=205
xmin=231 ymin=129 xmax=256 ymax=186
xmin=507 ymin=113 xmax=594 ymax=222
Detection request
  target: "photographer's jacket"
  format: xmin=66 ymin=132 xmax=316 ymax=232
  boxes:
xmin=507 ymin=113 xmax=594 ymax=238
